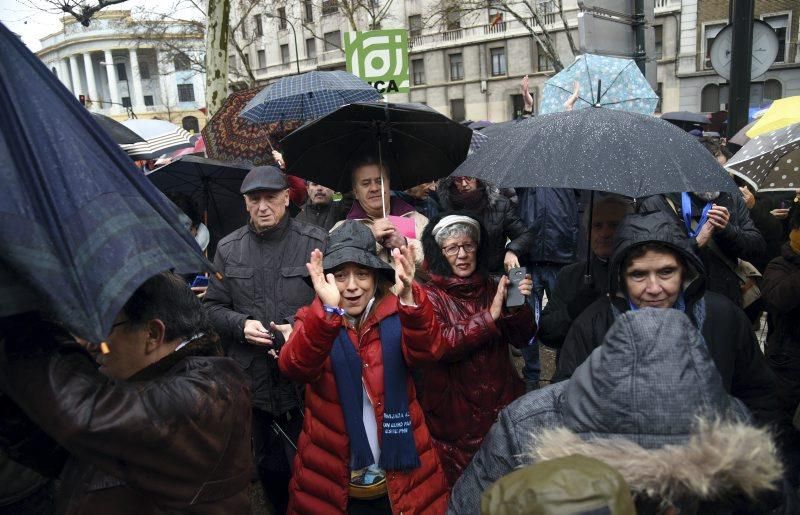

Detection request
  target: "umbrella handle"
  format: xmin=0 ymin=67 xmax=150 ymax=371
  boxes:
xmin=584 ymin=190 xmax=595 ymax=284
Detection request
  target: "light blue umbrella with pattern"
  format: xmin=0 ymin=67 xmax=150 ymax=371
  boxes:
xmin=539 ymin=54 xmax=659 ymax=115
xmin=239 ymin=70 xmax=382 ymax=124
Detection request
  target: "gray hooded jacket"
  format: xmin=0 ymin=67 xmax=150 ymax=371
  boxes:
xmin=449 ymin=309 xmax=785 ymax=514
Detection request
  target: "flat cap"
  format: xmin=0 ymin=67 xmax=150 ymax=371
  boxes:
xmin=240 ymin=165 xmax=288 ymax=194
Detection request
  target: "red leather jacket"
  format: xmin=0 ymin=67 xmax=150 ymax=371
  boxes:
xmin=278 ymin=287 xmax=449 ymax=514
xmin=418 ymin=273 xmax=535 ymax=486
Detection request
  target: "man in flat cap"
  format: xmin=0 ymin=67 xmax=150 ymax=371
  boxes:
xmin=204 ymin=165 xmax=327 ymax=514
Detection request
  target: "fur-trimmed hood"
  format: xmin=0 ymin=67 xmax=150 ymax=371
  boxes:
xmin=529 ymin=418 xmax=783 ymax=506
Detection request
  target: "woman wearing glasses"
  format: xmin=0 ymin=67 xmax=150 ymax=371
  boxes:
xmin=411 ymin=213 xmax=536 ymax=487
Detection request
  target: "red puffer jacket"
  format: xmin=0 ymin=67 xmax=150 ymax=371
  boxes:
xmin=278 ymin=286 xmax=449 ymax=514
xmin=414 ymin=273 xmax=535 ymax=487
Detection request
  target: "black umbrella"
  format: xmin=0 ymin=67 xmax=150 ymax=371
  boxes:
xmin=90 ymin=112 xmax=145 ymax=145
xmin=478 ymin=118 xmax=526 ymax=139
xmin=146 ymin=156 xmax=251 ymax=258
xmin=661 ymin=111 xmax=710 ymax=126
xmin=280 ymin=102 xmax=473 ymax=194
xmin=455 ymin=108 xmax=737 ymax=198
xmin=0 ymin=22 xmax=211 ymax=344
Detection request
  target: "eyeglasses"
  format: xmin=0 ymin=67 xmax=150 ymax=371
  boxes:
xmin=441 ymin=243 xmax=477 ymax=256
xmin=452 ymin=176 xmax=474 ymax=183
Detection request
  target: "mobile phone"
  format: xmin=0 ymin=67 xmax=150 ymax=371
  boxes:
xmin=191 ymin=275 xmax=209 ymax=288
xmin=506 ymin=266 xmax=527 ymax=308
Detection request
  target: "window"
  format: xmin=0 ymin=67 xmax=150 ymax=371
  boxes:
xmin=304 ymin=0 xmax=314 ymax=21
xmin=121 ymin=96 xmax=131 ymax=108
xmin=763 ymin=15 xmax=788 ymax=63
xmin=254 ymin=15 xmax=263 ymax=36
xmin=511 ymin=94 xmax=525 ymax=118
xmin=281 ymin=44 xmax=290 ymax=64
xmin=654 ymin=25 xmax=663 ymax=59
xmin=537 ymin=43 xmax=553 ymax=71
xmin=115 ymin=62 xmax=127 ymax=81
xmin=656 ymin=82 xmax=663 ymax=113
xmin=139 ymin=62 xmax=150 ymax=79
xmin=324 ymin=30 xmax=341 ymax=51
xmin=412 ymin=58 xmax=425 ymax=85
xmin=177 ymin=83 xmax=195 ymax=102
xmin=174 ymin=53 xmax=191 ymax=71
xmin=322 ymin=0 xmax=338 ymax=15
xmin=488 ymin=0 xmax=503 ymax=25
xmin=449 ymin=53 xmax=464 ymax=81
xmin=764 ymin=79 xmax=782 ymax=101
xmin=143 ymin=95 xmax=154 ymax=106
xmin=229 ymin=55 xmax=237 ymax=69
xmin=490 ymin=47 xmax=506 ymax=76
xmin=700 ymin=84 xmax=719 ymax=112
xmin=703 ymin=23 xmax=725 ymax=69
xmin=450 ymin=99 xmax=466 ymax=122
xmin=257 ymin=50 xmax=266 ymax=68
xmin=277 ymin=7 xmax=287 ymax=29
xmin=446 ymin=9 xmax=460 ymax=30
xmin=408 ymin=15 xmax=422 ymax=38
xmin=306 ymin=38 xmax=317 ymax=59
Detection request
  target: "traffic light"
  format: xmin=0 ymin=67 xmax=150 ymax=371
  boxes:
xmin=78 ymin=94 xmax=86 ymax=106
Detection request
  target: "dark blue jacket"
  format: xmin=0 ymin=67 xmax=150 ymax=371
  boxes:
xmin=516 ymin=188 xmax=580 ymax=264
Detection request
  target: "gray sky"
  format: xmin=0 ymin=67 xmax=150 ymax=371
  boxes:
xmin=0 ymin=0 xmax=191 ymax=51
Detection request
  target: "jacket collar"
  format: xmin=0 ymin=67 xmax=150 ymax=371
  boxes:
xmin=127 ymin=333 xmax=222 ymax=383
xmin=248 ymin=212 xmax=290 ymax=241
xmin=429 ymin=272 xmax=488 ymax=299
xmin=347 ymin=196 xmax=416 ymax=220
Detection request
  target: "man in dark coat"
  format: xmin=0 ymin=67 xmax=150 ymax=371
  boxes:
xmin=449 ymin=309 xmax=793 ymax=515
xmin=294 ymin=181 xmax=349 ymax=232
xmin=638 ymin=191 xmax=766 ymax=308
xmin=204 ymin=165 xmax=327 ymax=513
xmin=437 ymin=176 xmax=532 ymax=277
xmin=538 ymin=195 xmax=632 ymax=352
xmin=555 ymin=211 xmax=780 ymax=428
xmin=0 ymin=272 xmax=252 ymax=514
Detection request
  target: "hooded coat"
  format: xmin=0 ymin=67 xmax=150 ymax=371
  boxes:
xmin=278 ymin=288 xmax=449 ymax=514
xmin=0 ymin=314 xmax=252 ymax=515
xmin=414 ymin=212 xmax=535 ymax=486
xmin=555 ymin=211 xmax=780 ymax=427
xmin=449 ymin=309 xmax=790 ymax=515
xmin=437 ymin=178 xmax=532 ymax=276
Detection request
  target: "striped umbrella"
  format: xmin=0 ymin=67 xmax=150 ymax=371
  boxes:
xmin=239 ymin=70 xmax=381 ymax=124
xmin=120 ymin=119 xmax=194 ymax=160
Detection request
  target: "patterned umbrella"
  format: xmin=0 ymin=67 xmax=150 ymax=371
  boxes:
xmin=239 ymin=70 xmax=381 ymax=124
xmin=202 ymin=87 xmax=300 ymax=167
xmin=726 ymin=122 xmax=800 ymax=192
xmin=539 ymin=54 xmax=659 ymax=115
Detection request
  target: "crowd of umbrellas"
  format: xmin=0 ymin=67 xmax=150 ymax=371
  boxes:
xmin=1 ymin=20 xmax=798 ymax=346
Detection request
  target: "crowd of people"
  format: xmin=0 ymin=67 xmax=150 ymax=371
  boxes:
xmin=2 ymin=122 xmax=800 ymax=515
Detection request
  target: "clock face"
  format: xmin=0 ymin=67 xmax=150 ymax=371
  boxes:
xmin=710 ymin=21 xmax=779 ymax=80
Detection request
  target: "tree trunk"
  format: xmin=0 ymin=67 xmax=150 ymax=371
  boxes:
xmin=205 ymin=0 xmax=231 ymax=118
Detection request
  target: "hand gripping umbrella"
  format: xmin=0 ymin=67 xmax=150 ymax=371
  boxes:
xmin=280 ymin=102 xmax=473 ymax=215
xmin=0 ymin=21 xmax=211 ymax=344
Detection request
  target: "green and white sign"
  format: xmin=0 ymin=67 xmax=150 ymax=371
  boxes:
xmin=345 ymin=29 xmax=409 ymax=94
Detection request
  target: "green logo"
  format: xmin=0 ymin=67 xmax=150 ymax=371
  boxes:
xmin=345 ymin=29 xmax=409 ymax=93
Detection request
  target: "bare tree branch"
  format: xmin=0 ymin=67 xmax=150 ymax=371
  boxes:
xmin=31 ymin=0 xmax=131 ymax=27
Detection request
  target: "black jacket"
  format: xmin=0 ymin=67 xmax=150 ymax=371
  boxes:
xmin=204 ymin=214 xmax=327 ymax=415
xmin=555 ymin=211 xmax=780 ymax=427
xmin=638 ymin=192 xmax=766 ymax=306
xmin=537 ymin=254 xmax=609 ymax=349
xmin=294 ymin=200 xmax=348 ymax=232
xmin=438 ymin=178 xmax=532 ymax=275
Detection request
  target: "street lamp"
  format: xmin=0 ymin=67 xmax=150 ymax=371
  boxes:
xmin=265 ymin=13 xmax=301 ymax=74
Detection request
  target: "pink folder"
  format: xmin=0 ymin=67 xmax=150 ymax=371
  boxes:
xmin=388 ymin=215 xmax=417 ymax=239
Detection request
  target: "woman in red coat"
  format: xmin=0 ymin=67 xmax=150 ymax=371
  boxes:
xmin=415 ymin=212 xmax=536 ymax=487
xmin=278 ymin=221 xmax=448 ymax=514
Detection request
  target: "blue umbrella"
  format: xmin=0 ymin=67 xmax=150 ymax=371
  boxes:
xmin=0 ymin=21 xmax=211 ymax=343
xmin=539 ymin=54 xmax=659 ymax=115
xmin=239 ymin=70 xmax=382 ymax=124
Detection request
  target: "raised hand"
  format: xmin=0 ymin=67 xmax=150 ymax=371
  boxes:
xmin=706 ymin=204 xmax=730 ymax=230
xmin=490 ymin=276 xmax=510 ymax=321
xmin=306 ymin=248 xmax=340 ymax=307
xmin=521 ymin=75 xmax=533 ymax=111
xmin=392 ymin=246 xmax=416 ymax=305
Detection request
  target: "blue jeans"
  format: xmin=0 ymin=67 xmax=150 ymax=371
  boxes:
xmin=521 ymin=264 xmax=563 ymax=385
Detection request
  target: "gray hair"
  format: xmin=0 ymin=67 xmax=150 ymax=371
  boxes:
xmin=433 ymin=222 xmax=480 ymax=247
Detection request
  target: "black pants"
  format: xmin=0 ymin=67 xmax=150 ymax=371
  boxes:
xmin=252 ymin=408 xmax=302 ymax=515
xmin=347 ymin=496 xmax=392 ymax=515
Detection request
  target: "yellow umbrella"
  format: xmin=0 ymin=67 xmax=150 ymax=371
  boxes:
xmin=746 ymin=96 xmax=800 ymax=138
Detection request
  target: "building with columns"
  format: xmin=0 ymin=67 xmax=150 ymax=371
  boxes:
xmin=37 ymin=10 xmax=207 ymax=132
xmin=232 ymin=0 xmax=798 ymax=123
